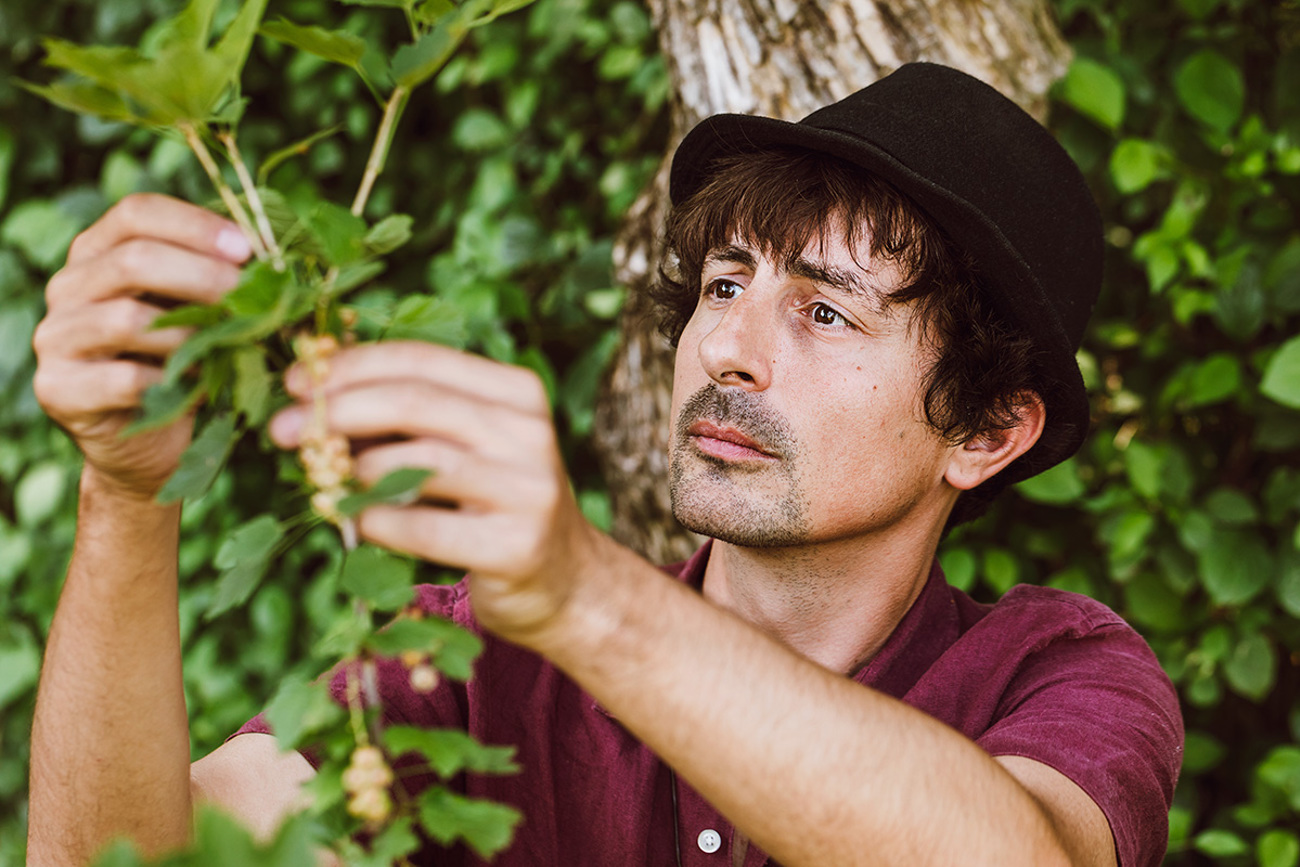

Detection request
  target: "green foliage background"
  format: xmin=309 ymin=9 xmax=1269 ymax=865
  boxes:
xmin=0 ymin=0 xmax=1296 ymax=864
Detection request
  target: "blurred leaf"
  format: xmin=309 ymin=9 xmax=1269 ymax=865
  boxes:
xmin=264 ymin=674 xmax=344 ymax=752
xmin=1016 ymin=458 xmax=1086 ymax=505
xmin=0 ymin=198 xmax=82 ymax=270
xmin=232 ymin=347 xmax=272 ymax=427
xmin=1185 ymin=353 xmax=1241 ymax=407
xmin=1110 ymin=138 xmax=1167 ymax=193
xmin=1223 ymin=631 xmax=1276 ymax=700
xmin=391 ymin=21 xmax=467 ymax=89
xmin=1197 ymin=528 xmax=1272 ymax=606
xmin=1123 ymin=441 xmax=1163 ymax=499
xmin=337 ymin=467 xmax=432 ymax=517
xmin=339 ymin=544 xmax=415 ymax=612
xmin=366 ymin=618 xmax=481 ymax=680
xmin=1058 ymin=57 xmax=1125 ymax=130
xmin=259 ymin=19 xmax=367 ymax=72
xmin=364 ymin=213 xmax=413 ymax=256
xmin=1262 ymin=335 xmax=1300 ymax=408
xmin=208 ymin=513 xmax=283 ymax=617
xmin=417 ymin=787 xmax=521 ymax=859
xmin=1194 ymin=829 xmax=1249 ymax=857
xmin=0 ymin=638 xmax=40 ymax=709
xmin=15 ymin=461 xmax=68 ymax=527
xmin=384 ymin=725 xmax=518 ymax=778
xmin=1174 ymin=49 xmax=1245 ymax=133
xmin=157 ymin=412 xmax=238 ymax=503
xmin=1182 ymin=731 xmax=1225 ymax=773
xmin=1259 ymin=829 xmax=1300 ymax=867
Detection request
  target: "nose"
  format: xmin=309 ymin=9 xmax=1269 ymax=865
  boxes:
xmin=696 ymin=286 xmax=776 ymax=391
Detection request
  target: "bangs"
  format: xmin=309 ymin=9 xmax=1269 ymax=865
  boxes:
xmin=664 ymin=148 xmax=944 ymax=309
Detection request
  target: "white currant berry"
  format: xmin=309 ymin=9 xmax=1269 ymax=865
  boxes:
xmin=346 ymin=785 xmax=392 ymax=825
xmin=409 ymin=664 xmax=439 ymax=693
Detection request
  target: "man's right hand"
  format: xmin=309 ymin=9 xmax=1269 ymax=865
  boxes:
xmin=31 ymin=193 xmax=252 ymax=501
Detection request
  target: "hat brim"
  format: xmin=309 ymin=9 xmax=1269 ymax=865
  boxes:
xmin=669 ymin=114 xmax=1090 ymax=483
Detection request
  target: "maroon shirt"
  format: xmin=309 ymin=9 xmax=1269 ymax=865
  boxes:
xmin=238 ymin=542 xmax=1183 ymax=866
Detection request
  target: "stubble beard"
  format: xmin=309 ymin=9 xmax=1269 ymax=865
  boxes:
xmin=668 ymin=384 xmax=812 ymax=548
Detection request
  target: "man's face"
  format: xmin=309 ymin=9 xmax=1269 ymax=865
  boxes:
xmin=668 ymin=223 xmax=958 ymax=548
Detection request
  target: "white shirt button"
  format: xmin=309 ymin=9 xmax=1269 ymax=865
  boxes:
xmin=697 ymin=829 xmax=722 ymax=854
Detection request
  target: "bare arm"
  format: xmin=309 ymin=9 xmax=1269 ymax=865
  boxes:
xmin=26 ymin=195 xmax=262 ymax=864
xmin=269 ymin=341 xmax=1116 ymax=867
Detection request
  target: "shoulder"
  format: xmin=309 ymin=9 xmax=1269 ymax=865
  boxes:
xmin=959 ymin=583 xmax=1135 ymax=650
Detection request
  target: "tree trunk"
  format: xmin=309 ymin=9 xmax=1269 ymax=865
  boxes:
xmin=593 ymin=0 xmax=1073 ymax=563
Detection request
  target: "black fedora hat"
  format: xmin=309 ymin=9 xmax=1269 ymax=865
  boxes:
xmin=669 ymin=62 xmax=1102 ymax=490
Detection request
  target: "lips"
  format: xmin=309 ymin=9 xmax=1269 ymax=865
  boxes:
xmin=688 ymin=420 xmax=777 ymax=460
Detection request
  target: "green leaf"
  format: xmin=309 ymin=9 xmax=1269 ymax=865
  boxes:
xmin=417 ymin=787 xmax=521 ymax=859
xmin=938 ymin=547 xmax=976 ymax=592
xmin=336 ymin=467 xmax=432 ymax=517
xmin=157 ymin=0 xmax=220 ymax=52
xmin=15 ymin=461 xmax=68 ymax=528
xmin=1016 ymin=458 xmax=1086 ymax=505
xmin=1258 ymin=746 xmax=1300 ymax=811
xmin=16 ymin=80 xmax=138 ymax=126
xmin=304 ymin=201 xmax=368 ymax=266
xmin=1197 ymin=528 xmax=1273 ymax=606
xmin=152 ymin=303 xmax=224 ymax=329
xmin=1123 ymin=440 xmax=1163 ymax=499
xmin=339 ymin=544 xmax=416 ymax=612
xmin=0 ymin=637 xmax=40 ymax=709
xmin=157 ymin=412 xmax=238 ymax=503
xmin=364 ymin=214 xmax=414 ymax=256
xmin=1260 ymin=831 xmax=1300 ymax=867
xmin=263 ymin=674 xmax=344 ymax=751
xmin=210 ymin=0 xmax=271 ymax=86
xmin=1223 ymin=630 xmax=1276 ymax=700
xmin=259 ymin=19 xmax=367 ymax=71
xmin=391 ymin=21 xmax=468 ymax=89
xmin=1174 ymin=49 xmax=1245 ymax=133
xmin=232 ymin=346 xmax=272 ymax=426
xmin=123 ymin=379 xmax=203 ymax=436
xmin=982 ymin=549 xmax=1018 ymax=594
xmin=207 ymin=513 xmax=283 ymax=617
xmin=1181 ymin=730 xmax=1225 ymax=773
xmin=384 ymin=725 xmax=519 ymax=778
xmin=1262 ymin=335 xmax=1300 ymax=408
xmin=1278 ymin=550 xmax=1300 ymax=618
xmin=347 ymin=817 xmax=420 ymax=867
xmin=0 ymin=198 xmax=83 ymax=270
xmin=1185 ymin=353 xmax=1240 ymax=408
xmin=387 ymin=295 xmax=469 ymax=346
xmin=1194 ymin=829 xmax=1249 ymax=857
xmin=1109 ymin=138 xmax=1167 ymax=194
xmin=1057 ymin=57 xmax=1125 ymax=130
xmin=366 ymin=618 xmax=482 ymax=680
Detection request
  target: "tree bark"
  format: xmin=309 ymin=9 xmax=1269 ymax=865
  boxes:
xmin=594 ymin=0 xmax=1073 ymax=563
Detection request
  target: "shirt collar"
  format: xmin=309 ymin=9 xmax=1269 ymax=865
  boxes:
xmin=670 ymin=540 xmax=960 ymax=699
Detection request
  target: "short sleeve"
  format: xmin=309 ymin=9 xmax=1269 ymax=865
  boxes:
xmin=976 ymin=622 xmax=1183 ymax=867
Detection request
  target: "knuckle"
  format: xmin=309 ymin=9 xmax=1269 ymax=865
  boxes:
xmin=112 ymin=238 xmax=151 ymax=280
xmin=30 ymin=318 xmax=55 ymax=359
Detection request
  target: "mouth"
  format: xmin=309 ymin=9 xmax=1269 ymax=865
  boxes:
xmin=687 ymin=420 xmax=778 ymax=462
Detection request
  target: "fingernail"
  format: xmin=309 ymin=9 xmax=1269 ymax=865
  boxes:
xmin=269 ymin=407 xmax=303 ymax=445
xmin=215 ymin=226 xmax=252 ymax=262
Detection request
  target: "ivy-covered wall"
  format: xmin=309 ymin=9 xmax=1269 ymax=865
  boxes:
xmin=0 ymin=0 xmax=1297 ymax=863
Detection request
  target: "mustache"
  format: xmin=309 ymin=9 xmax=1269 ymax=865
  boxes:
xmin=674 ymin=385 xmax=797 ymax=458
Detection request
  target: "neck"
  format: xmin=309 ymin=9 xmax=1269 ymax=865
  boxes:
xmin=700 ymin=509 xmax=947 ymax=675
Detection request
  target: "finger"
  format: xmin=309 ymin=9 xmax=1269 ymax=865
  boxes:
xmin=354 ymin=438 xmax=556 ymax=511
xmin=33 ymin=297 xmax=190 ymax=363
xmin=33 ymin=358 xmax=164 ymax=420
xmin=284 ymin=341 xmax=550 ymax=415
xmin=66 ymin=193 xmax=252 ymax=267
xmin=270 ymin=380 xmax=556 ymax=462
xmin=47 ymin=238 xmax=243 ymax=311
xmin=357 ymin=505 xmax=522 ymax=574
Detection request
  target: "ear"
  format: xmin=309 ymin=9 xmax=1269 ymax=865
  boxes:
xmin=944 ymin=392 xmax=1047 ymax=492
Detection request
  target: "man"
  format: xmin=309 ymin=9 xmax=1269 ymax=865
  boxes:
xmin=27 ymin=63 xmax=1181 ymax=867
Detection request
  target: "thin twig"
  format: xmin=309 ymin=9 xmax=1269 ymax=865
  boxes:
xmin=351 ymin=86 xmax=410 ymax=217
xmin=219 ymin=130 xmax=285 ymax=271
xmin=179 ymin=123 xmax=267 ymax=261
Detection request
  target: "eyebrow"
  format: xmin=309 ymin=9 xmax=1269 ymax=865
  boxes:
xmin=703 ymin=244 xmax=880 ymax=308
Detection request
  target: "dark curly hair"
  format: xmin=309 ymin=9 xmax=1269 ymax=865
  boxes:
xmin=653 ymin=148 xmax=1053 ymax=525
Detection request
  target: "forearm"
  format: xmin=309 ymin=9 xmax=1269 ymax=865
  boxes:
xmin=28 ymin=469 xmax=192 ymax=865
xmin=528 ymin=540 xmax=1071 ymax=867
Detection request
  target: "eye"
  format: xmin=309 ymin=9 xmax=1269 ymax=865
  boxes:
xmin=704 ymin=278 xmax=743 ymax=301
xmin=810 ymin=302 xmax=850 ymax=328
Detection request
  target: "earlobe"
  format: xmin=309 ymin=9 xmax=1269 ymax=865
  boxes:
xmin=944 ymin=393 xmax=1047 ymax=492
